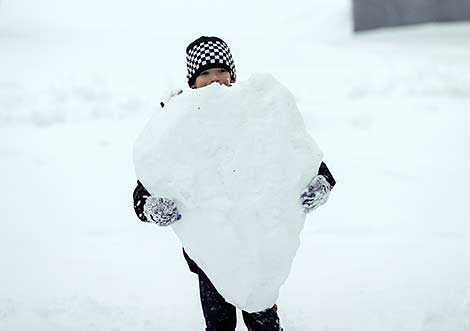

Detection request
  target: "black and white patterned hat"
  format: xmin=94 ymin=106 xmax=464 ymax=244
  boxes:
xmin=186 ymin=36 xmax=237 ymax=87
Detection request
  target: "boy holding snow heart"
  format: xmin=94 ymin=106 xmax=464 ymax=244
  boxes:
xmin=133 ymin=36 xmax=336 ymax=331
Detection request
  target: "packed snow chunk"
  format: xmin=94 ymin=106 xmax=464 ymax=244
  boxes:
xmin=134 ymin=74 xmax=323 ymax=312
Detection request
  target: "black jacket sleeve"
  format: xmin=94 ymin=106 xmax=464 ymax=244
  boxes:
xmin=318 ymin=162 xmax=336 ymax=188
xmin=133 ymin=180 xmax=151 ymax=222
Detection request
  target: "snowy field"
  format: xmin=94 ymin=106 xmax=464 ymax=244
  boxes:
xmin=1 ymin=0 xmax=470 ymax=330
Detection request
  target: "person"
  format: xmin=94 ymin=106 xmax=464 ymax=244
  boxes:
xmin=133 ymin=36 xmax=336 ymax=331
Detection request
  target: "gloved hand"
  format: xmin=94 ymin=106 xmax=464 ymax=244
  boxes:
xmin=143 ymin=196 xmax=182 ymax=226
xmin=300 ymin=175 xmax=332 ymax=213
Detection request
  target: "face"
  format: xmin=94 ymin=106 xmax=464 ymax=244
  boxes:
xmin=193 ymin=68 xmax=231 ymax=89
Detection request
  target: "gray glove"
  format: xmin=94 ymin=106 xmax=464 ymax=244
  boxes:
xmin=143 ymin=196 xmax=182 ymax=226
xmin=300 ymin=175 xmax=331 ymax=213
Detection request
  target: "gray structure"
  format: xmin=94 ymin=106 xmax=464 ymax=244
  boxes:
xmin=353 ymin=0 xmax=470 ymax=32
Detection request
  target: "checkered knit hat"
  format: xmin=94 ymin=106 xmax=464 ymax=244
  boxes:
xmin=186 ymin=36 xmax=237 ymax=87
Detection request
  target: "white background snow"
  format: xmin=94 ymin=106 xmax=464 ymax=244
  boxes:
xmin=1 ymin=0 xmax=470 ymax=330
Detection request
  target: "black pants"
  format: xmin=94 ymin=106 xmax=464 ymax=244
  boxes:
xmin=184 ymin=249 xmax=283 ymax=331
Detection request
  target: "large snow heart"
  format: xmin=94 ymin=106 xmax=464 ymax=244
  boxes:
xmin=134 ymin=74 xmax=323 ymax=312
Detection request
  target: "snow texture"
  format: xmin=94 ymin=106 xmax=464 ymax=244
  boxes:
xmin=134 ymin=74 xmax=323 ymax=312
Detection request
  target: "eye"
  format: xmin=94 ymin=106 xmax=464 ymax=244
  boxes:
xmin=218 ymin=69 xmax=227 ymax=73
xmin=200 ymin=71 xmax=209 ymax=76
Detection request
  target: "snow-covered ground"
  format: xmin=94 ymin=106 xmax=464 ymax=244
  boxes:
xmin=1 ymin=1 xmax=470 ymax=330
